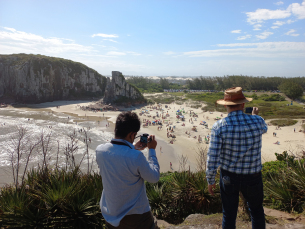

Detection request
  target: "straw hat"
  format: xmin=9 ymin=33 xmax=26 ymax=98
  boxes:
xmin=217 ymin=87 xmax=252 ymax=105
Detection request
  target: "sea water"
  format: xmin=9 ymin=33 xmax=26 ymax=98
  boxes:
xmin=0 ymin=107 xmax=149 ymax=177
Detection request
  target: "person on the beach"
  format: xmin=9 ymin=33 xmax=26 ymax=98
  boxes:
xmin=96 ymin=111 xmax=160 ymax=229
xmin=206 ymin=87 xmax=267 ymax=229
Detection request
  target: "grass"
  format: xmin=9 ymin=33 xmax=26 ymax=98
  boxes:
xmin=270 ymin=119 xmax=298 ymax=127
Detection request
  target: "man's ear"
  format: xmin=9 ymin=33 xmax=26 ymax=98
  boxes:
xmin=125 ymin=132 xmax=136 ymax=142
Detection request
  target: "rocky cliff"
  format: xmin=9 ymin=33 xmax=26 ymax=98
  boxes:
xmin=104 ymin=71 xmax=145 ymax=104
xmin=0 ymin=54 xmax=144 ymax=104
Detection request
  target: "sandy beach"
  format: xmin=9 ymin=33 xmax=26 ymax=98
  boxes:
xmin=25 ymin=99 xmax=305 ymax=173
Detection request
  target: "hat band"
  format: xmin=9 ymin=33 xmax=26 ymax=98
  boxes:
xmin=224 ymin=93 xmax=245 ymax=101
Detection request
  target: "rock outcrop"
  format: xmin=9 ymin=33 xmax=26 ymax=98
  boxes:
xmin=103 ymin=71 xmax=145 ymax=104
xmin=0 ymin=54 xmax=144 ymax=104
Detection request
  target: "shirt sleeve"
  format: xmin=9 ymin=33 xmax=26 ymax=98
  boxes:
xmin=262 ymin=119 xmax=268 ymax=134
xmin=206 ymin=125 xmax=222 ymax=185
xmin=137 ymin=149 xmax=160 ymax=183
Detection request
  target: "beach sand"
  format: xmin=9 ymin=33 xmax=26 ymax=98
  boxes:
xmin=26 ymin=100 xmax=305 ymax=173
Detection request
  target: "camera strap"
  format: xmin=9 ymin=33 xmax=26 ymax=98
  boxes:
xmin=111 ymin=140 xmax=132 ymax=149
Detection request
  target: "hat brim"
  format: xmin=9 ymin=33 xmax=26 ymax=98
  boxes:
xmin=216 ymin=97 xmax=253 ymax=105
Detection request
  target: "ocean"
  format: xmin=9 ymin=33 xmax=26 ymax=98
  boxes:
xmin=0 ymin=107 xmax=146 ymax=185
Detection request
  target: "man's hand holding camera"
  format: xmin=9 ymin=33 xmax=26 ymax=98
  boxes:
xmin=134 ymin=134 xmax=157 ymax=150
xmin=147 ymin=135 xmax=157 ymax=149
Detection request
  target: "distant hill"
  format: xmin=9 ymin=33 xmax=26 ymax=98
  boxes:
xmin=0 ymin=54 xmax=144 ymax=104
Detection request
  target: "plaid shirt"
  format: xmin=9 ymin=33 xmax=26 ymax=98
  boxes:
xmin=206 ymin=110 xmax=267 ymax=185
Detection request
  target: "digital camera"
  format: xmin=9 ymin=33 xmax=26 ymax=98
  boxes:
xmin=140 ymin=134 xmax=150 ymax=144
xmin=245 ymin=107 xmax=253 ymax=114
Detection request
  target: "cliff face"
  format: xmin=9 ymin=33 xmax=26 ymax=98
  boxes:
xmin=0 ymin=54 xmax=143 ymax=104
xmin=104 ymin=71 xmax=145 ymax=104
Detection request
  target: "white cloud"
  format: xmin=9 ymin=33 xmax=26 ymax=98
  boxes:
xmin=3 ymin=27 xmax=16 ymax=32
xmin=106 ymin=51 xmax=126 ymax=56
xmin=237 ymin=35 xmax=252 ymax=40
xmin=285 ymin=29 xmax=296 ymax=35
xmin=287 ymin=1 xmax=305 ymax=19
xmin=103 ymin=39 xmax=118 ymax=43
xmin=253 ymin=24 xmax=262 ymax=30
xmin=273 ymin=20 xmax=286 ymax=26
xmin=275 ymin=1 xmax=284 ymax=5
xmin=163 ymin=51 xmax=176 ymax=55
xmin=246 ymin=9 xmax=291 ymax=24
xmin=231 ymin=30 xmax=241 ymax=33
xmin=183 ymin=42 xmax=305 ymax=58
xmin=271 ymin=20 xmax=285 ymax=29
xmin=286 ymin=19 xmax=294 ymax=24
xmin=0 ymin=27 xmax=94 ymax=54
xmin=127 ymin=51 xmax=141 ymax=56
xmin=246 ymin=1 xmax=305 ymax=24
xmin=92 ymin=33 xmax=118 ymax=38
xmin=285 ymin=29 xmax=299 ymax=36
xmin=256 ymin=32 xmax=273 ymax=39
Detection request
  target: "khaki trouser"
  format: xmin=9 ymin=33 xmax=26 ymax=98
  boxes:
xmin=105 ymin=211 xmax=159 ymax=229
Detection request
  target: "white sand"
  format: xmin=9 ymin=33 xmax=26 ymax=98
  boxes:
xmin=28 ymin=100 xmax=305 ymax=172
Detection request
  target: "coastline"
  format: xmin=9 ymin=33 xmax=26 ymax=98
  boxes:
xmin=1 ymin=99 xmax=304 ymax=187
xmin=25 ymin=100 xmax=305 ymax=165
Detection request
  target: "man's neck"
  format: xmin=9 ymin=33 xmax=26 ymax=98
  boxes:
xmin=115 ymin=136 xmax=133 ymax=144
xmin=228 ymin=108 xmax=243 ymax=113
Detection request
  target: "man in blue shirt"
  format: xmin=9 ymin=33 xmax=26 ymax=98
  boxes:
xmin=96 ymin=111 xmax=160 ymax=229
xmin=206 ymin=87 xmax=267 ymax=229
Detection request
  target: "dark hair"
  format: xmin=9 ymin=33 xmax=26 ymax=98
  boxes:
xmin=115 ymin=111 xmax=141 ymax=138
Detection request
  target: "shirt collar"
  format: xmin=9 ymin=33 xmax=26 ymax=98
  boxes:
xmin=111 ymin=138 xmax=135 ymax=149
xmin=227 ymin=110 xmax=244 ymax=117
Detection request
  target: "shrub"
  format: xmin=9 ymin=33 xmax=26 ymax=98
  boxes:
xmin=263 ymin=152 xmax=305 ymax=213
xmin=0 ymin=168 xmax=104 ymax=228
xmin=270 ymin=119 xmax=298 ymax=127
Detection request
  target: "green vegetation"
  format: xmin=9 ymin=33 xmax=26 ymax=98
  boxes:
xmin=270 ymin=119 xmax=298 ymax=127
xmin=263 ymin=152 xmax=305 ymax=213
xmin=1 ymin=148 xmax=305 ymax=227
xmin=125 ymin=74 xmax=305 ymax=93
xmin=146 ymin=171 xmax=222 ymax=224
xmin=185 ymin=92 xmax=227 ymax=112
xmin=0 ymin=167 xmax=104 ymax=228
xmin=186 ymin=75 xmax=305 ymax=92
xmin=279 ymin=81 xmax=304 ymax=100
xmin=248 ymin=101 xmax=305 ymax=119
xmin=259 ymin=94 xmax=286 ymax=101
xmin=126 ymin=76 xmax=183 ymax=93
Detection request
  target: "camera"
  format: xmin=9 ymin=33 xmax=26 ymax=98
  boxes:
xmin=140 ymin=134 xmax=151 ymax=144
xmin=245 ymin=107 xmax=253 ymax=114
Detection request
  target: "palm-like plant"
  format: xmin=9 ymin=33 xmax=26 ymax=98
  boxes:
xmin=189 ymin=171 xmax=221 ymax=214
xmin=0 ymin=167 xmax=105 ymax=228
xmin=264 ymin=159 xmax=305 ymax=213
xmin=146 ymin=183 xmax=167 ymax=218
xmin=0 ymin=186 xmax=48 ymax=228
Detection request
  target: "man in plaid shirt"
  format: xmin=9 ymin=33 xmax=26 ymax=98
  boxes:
xmin=206 ymin=87 xmax=267 ymax=229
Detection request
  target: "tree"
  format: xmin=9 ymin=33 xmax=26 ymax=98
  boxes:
xmin=278 ymin=81 xmax=304 ymax=100
xmin=160 ymin=78 xmax=170 ymax=89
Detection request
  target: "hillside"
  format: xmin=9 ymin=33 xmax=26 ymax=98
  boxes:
xmin=0 ymin=54 xmax=144 ymax=104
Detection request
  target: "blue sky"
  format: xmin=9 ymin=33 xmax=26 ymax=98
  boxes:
xmin=1 ymin=0 xmax=304 ymax=77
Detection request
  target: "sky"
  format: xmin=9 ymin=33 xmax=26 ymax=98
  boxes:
xmin=0 ymin=0 xmax=305 ymax=77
